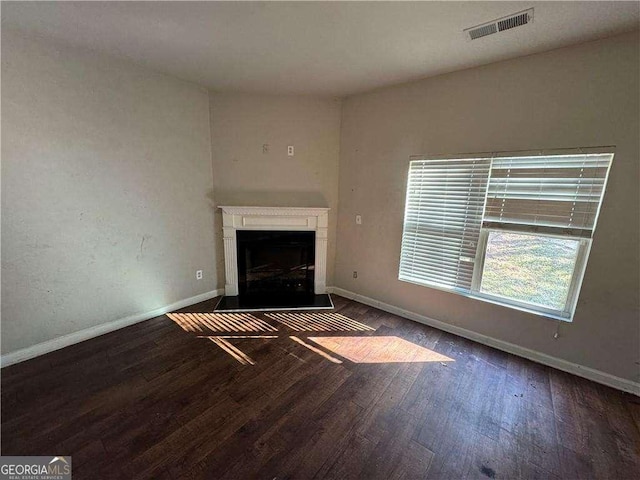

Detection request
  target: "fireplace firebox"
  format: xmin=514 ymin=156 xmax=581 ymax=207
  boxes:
xmin=237 ymin=230 xmax=315 ymax=297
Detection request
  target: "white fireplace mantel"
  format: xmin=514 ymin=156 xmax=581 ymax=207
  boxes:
xmin=219 ymin=206 xmax=330 ymax=296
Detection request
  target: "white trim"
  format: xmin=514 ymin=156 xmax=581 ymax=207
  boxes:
xmin=470 ymin=228 xmax=590 ymax=321
xmin=327 ymin=286 xmax=640 ymax=396
xmin=409 ymin=145 xmax=616 ymax=163
xmin=219 ymin=206 xmax=330 ymax=217
xmin=0 ymin=289 xmax=224 ymax=368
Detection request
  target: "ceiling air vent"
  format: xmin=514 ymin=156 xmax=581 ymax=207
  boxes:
xmin=464 ymin=8 xmax=534 ymax=41
xmin=469 ymin=23 xmax=497 ymax=40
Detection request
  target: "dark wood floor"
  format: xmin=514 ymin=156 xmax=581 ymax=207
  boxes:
xmin=2 ymin=295 xmax=639 ymax=479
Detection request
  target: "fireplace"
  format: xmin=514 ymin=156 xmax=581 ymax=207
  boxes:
xmin=215 ymin=206 xmax=332 ymax=311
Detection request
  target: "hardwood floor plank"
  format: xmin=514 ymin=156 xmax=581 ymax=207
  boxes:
xmin=388 ymin=439 xmax=434 ymax=480
xmin=360 ymin=410 xmax=429 ymax=480
xmin=321 ymin=432 xmax=378 ymax=480
xmin=262 ymin=399 xmax=364 ymax=479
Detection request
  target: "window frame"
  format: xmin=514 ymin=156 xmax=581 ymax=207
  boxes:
xmin=398 ymin=148 xmax=613 ymax=322
xmin=470 ymin=228 xmax=591 ymax=320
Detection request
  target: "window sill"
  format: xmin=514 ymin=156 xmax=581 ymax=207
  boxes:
xmin=398 ymin=276 xmax=573 ymax=322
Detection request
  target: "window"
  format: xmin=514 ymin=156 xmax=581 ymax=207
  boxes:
xmin=399 ymin=151 xmax=613 ymax=320
xmin=478 ymin=231 xmax=584 ymax=313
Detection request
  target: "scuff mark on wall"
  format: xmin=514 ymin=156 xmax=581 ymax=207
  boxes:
xmin=136 ymin=234 xmax=152 ymax=261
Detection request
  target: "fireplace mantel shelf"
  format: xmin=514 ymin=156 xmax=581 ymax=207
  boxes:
xmin=219 ymin=206 xmax=330 ymax=216
xmin=219 ymin=206 xmax=329 ymax=296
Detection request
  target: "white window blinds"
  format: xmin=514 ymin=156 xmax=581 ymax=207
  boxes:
xmin=484 ymin=154 xmax=613 ymax=237
xmin=399 ymin=158 xmax=491 ymax=291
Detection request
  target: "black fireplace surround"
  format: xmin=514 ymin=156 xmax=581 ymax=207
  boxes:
xmin=239 ymin=230 xmax=315 ymax=296
xmin=214 ymin=230 xmax=332 ymax=311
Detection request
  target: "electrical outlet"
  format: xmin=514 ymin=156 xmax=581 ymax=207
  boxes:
xmin=353 ymin=271 xmax=358 ymax=279
xmin=196 ymin=270 xmax=203 ymax=280
xmin=287 ymin=145 xmax=294 ymax=156
xmin=355 ymin=214 xmax=362 ymax=225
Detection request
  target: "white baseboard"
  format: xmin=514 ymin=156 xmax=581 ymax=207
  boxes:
xmin=0 ymin=289 xmax=224 ymax=368
xmin=328 ymin=286 xmax=640 ymax=396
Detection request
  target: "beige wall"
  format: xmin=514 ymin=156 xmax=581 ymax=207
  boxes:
xmin=209 ymin=93 xmax=342 ymax=286
xmin=1 ymin=30 xmax=217 ymax=354
xmin=336 ymin=31 xmax=640 ymax=382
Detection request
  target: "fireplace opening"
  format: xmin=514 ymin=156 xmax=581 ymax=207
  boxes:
xmin=237 ymin=230 xmax=315 ymax=297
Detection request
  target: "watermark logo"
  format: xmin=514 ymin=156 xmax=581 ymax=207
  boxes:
xmin=0 ymin=456 xmax=71 ymax=480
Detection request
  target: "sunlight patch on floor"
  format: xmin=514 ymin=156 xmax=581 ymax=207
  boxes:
xmin=208 ymin=337 xmax=256 ymax=365
xmin=265 ymin=312 xmax=375 ymax=332
xmin=307 ymin=336 xmax=455 ymax=364
xmin=289 ymin=336 xmax=343 ymax=363
xmin=167 ymin=312 xmax=277 ymax=333
xmin=198 ymin=335 xmax=278 ymax=339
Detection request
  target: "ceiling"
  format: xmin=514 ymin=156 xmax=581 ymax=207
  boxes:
xmin=2 ymin=1 xmax=639 ymax=96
